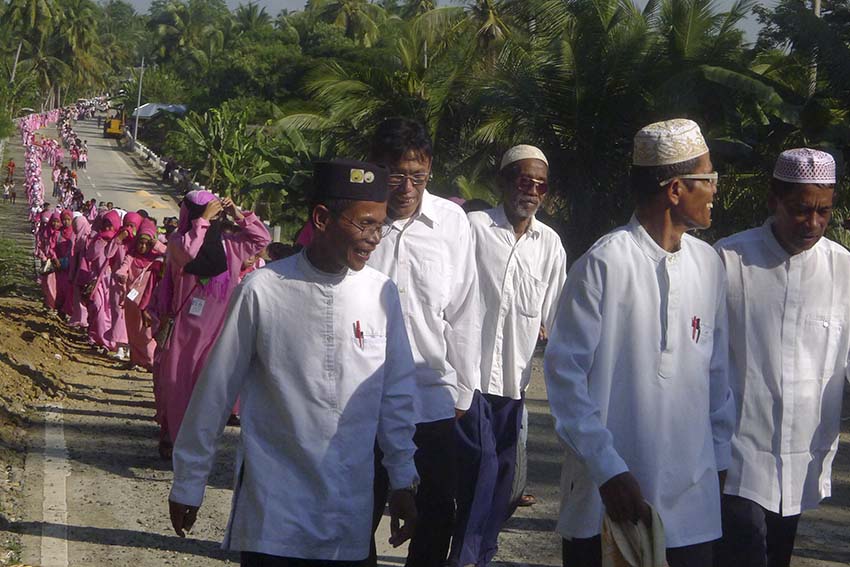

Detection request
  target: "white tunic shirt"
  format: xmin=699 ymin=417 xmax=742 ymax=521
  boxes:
xmin=715 ymin=220 xmax=850 ymax=516
xmin=469 ymin=207 xmax=567 ymax=399
xmin=170 ymin=252 xmax=419 ymax=560
xmin=544 ymin=216 xmax=735 ymax=548
xmin=369 ymin=190 xmax=482 ymax=422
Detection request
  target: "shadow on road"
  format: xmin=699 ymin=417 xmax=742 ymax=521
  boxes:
xmin=12 ymin=521 xmax=239 ymax=561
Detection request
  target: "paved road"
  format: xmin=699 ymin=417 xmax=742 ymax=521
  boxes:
xmin=41 ymin=116 xmax=180 ymax=220
xmin=8 ymin=119 xmax=850 ymax=566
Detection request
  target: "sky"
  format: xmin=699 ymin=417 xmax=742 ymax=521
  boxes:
xmin=125 ymin=0 xmax=771 ymax=41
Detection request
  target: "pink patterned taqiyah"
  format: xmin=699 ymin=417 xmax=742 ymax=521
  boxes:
xmin=773 ymin=148 xmax=836 ymax=184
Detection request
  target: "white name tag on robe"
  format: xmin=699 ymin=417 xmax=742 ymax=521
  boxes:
xmin=126 ymin=288 xmax=140 ymax=302
xmin=189 ymin=297 xmax=205 ymax=317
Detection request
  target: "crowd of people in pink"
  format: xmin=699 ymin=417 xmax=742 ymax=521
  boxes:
xmin=13 ymin=100 xmax=278 ymax=459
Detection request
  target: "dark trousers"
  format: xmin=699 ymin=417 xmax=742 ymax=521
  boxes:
xmin=369 ymin=418 xmax=456 ymax=567
xmin=563 ymin=536 xmax=714 ymax=567
xmin=241 ymin=552 xmax=366 ymax=567
xmin=714 ymin=495 xmax=800 ymax=567
xmin=449 ymin=392 xmax=524 ymax=566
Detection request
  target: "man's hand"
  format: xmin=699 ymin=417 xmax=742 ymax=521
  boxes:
xmin=141 ymin=310 xmax=153 ymax=328
xmin=201 ymin=199 xmax=223 ymax=221
xmin=718 ymin=469 xmax=727 ymax=494
xmin=538 ymin=325 xmax=548 ymax=342
xmin=599 ymin=471 xmax=651 ymax=525
xmin=388 ymin=489 xmax=417 ymax=547
xmin=169 ymin=499 xmax=199 ymax=537
xmin=116 ymin=228 xmax=130 ymax=241
xmin=221 ymin=197 xmax=244 ymax=221
xmin=455 ymin=408 xmax=466 ymax=420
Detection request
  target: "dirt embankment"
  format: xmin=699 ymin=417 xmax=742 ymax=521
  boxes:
xmin=0 ymin=175 xmax=72 ymax=564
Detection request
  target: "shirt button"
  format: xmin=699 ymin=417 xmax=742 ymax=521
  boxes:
xmin=824 ymin=321 xmax=830 ymax=328
xmin=399 ymin=287 xmax=406 ymax=294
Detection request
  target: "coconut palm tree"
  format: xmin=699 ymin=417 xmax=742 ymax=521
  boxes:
xmin=234 ymin=2 xmax=273 ymax=35
xmin=307 ymin=0 xmax=389 ymax=47
xmin=4 ymin=0 xmax=59 ymax=48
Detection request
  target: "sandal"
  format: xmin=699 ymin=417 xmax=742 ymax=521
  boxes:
xmin=517 ymin=494 xmax=537 ymax=507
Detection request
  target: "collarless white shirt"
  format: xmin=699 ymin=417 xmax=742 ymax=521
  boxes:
xmin=469 ymin=206 xmax=567 ymax=399
xmin=715 ymin=220 xmax=850 ymax=516
xmin=368 ymin=190 xmax=482 ymax=423
xmin=544 ymin=215 xmax=735 ymax=548
xmin=170 ymin=251 xmax=419 ymax=560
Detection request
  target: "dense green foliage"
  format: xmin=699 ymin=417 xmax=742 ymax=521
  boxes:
xmin=2 ymin=0 xmax=850 ymax=251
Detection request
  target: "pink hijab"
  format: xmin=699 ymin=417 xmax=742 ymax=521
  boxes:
xmin=98 ymin=210 xmax=120 ymax=241
xmin=177 ymin=190 xmax=217 ymax=234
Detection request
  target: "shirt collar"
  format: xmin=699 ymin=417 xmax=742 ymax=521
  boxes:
xmin=388 ymin=189 xmax=440 ymax=230
xmin=760 ymin=217 xmax=822 ymax=261
xmin=491 ymin=205 xmax=541 ymax=239
xmin=416 ymin=190 xmax=440 ymax=228
xmin=297 ymin=249 xmax=349 ymax=284
xmin=628 ymin=214 xmax=679 ymax=262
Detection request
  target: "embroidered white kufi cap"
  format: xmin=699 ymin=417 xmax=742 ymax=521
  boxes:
xmin=632 ymin=119 xmax=709 ymax=166
xmin=773 ymin=148 xmax=836 ymax=184
xmin=500 ymin=145 xmax=549 ymax=171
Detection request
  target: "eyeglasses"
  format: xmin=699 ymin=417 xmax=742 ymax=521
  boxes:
xmin=659 ymin=172 xmax=719 ymax=186
xmin=387 ymin=172 xmax=431 ymax=190
xmin=340 ymin=214 xmax=392 ymax=239
xmin=516 ymin=176 xmax=549 ymax=195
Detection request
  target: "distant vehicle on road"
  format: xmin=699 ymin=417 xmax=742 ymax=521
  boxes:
xmin=104 ymin=109 xmax=125 ymax=139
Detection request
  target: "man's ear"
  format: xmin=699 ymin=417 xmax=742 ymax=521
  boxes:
xmin=312 ymin=205 xmax=332 ymax=233
xmin=767 ymin=191 xmax=778 ymax=215
xmin=666 ymin=179 xmax=682 ymax=206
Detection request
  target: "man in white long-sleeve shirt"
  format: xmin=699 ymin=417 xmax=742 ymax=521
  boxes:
xmin=168 ymin=159 xmax=419 ymax=566
xmin=366 ymin=118 xmax=481 ymax=567
xmin=545 ymin=119 xmax=735 ymax=567
xmin=450 ymin=145 xmax=567 ymax=566
xmin=714 ymin=148 xmax=848 ymax=567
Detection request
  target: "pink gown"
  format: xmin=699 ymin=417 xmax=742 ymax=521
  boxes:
xmin=84 ymin=236 xmax=115 ymax=349
xmin=104 ymin=213 xmax=144 ymax=348
xmin=104 ymin=238 xmax=130 ymax=346
xmin=157 ymin=212 xmax=270 ymax=442
xmin=54 ymin=234 xmax=74 ymax=314
xmin=36 ymin=223 xmax=60 ymax=309
xmin=68 ymin=218 xmax=92 ymax=328
xmin=55 ymin=211 xmax=76 ymax=316
xmin=115 ymin=241 xmax=166 ymax=370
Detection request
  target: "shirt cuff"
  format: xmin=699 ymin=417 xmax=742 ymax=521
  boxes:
xmin=455 ymin=388 xmax=475 ymax=412
xmin=237 ymin=211 xmax=255 ymax=225
xmin=169 ymin=481 xmax=206 ymax=508
xmin=714 ymin=441 xmax=731 ymax=472
xmin=586 ymin=446 xmax=630 ymax=487
xmin=386 ymin=462 xmax=420 ymax=492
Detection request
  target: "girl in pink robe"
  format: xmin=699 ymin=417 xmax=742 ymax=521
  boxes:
xmin=55 ymin=210 xmax=75 ymax=316
xmin=37 ymin=213 xmax=61 ymax=309
xmin=156 ymin=190 xmax=270 ymax=449
xmin=83 ymin=210 xmax=120 ymax=349
xmin=114 ymin=219 xmax=165 ymax=370
xmin=104 ymin=212 xmax=143 ymax=354
xmin=68 ymin=216 xmax=91 ymax=328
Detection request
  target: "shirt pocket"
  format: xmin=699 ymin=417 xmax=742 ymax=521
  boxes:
xmin=337 ymin=335 xmax=387 ymax=414
xmin=691 ymin=321 xmax=715 ymax=365
xmin=409 ymin=255 xmax=444 ymax=309
xmin=517 ymin=272 xmax=547 ymax=318
xmin=801 ymin=315 xmax=844 ymax=380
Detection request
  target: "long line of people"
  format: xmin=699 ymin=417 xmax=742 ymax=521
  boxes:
xmin=15 ymin=103 xmax=274 ymax=463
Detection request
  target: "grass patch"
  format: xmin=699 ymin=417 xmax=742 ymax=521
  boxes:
xmin=0 ymin=236 xmax=36 ymax=297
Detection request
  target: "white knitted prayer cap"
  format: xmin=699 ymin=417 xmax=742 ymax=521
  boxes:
xmin=773 ymin=148 xmax=836 ymax=184
xmin=500 ymin=145 xmax=548 ymax=171
xmin=632 ymin=119 xmax=709 ymax=166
